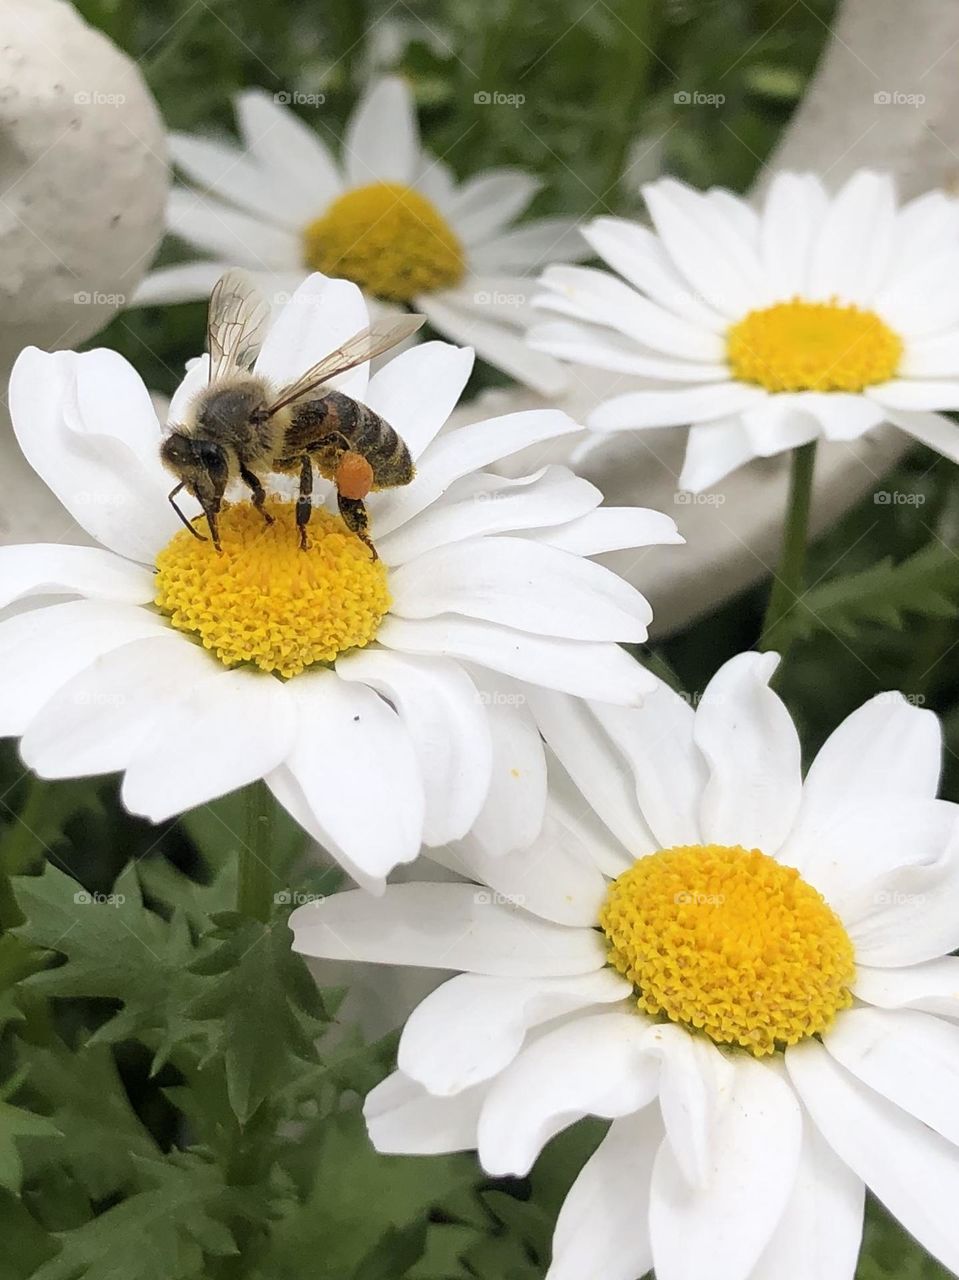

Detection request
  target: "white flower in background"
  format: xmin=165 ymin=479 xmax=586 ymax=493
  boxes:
xmin=2 ymin=273 xmax=679 ymax=891
xmin=530 ymin=170 xmax=959 ymax=489
xmin=134 ymin=76 xmax=586 ymax=393
xmin=293 ymin=651 xmax=959 ymax=1279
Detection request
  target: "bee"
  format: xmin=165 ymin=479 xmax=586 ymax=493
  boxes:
xmin=160 ymin=270 xmax=424 ymax=558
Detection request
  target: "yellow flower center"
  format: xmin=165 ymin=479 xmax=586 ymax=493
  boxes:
xmin=154 ymin=500 xmax=390 ymax=678
xmin=727 ymin=298 xmax=903 ymax=392
xmin=302 ymin=182 xmax=466 ymax=303
xmin=598 ymin=843 xmax=855 ymax=1056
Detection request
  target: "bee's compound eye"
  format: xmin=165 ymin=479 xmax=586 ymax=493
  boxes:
xmin=336 ymin=451 xmax=374 ymax=500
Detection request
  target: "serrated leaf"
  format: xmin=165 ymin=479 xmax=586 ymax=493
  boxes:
xmin=0 ymin=1190 xmax=57 ymax=1278
xmin=0 ymin=1100 xmax=60 ymax=1193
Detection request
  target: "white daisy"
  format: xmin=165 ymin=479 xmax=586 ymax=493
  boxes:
xmin=292 ymin=650 xmax=959 ymax=1279
xmin=530 ymin=170 xmax=959 ymax=489
xmin=2 ymin=272 xmax=678 ymax=892
xmin=133 ymin=76 xmax=586 ymax=394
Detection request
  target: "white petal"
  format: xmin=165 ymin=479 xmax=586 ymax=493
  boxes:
xmin=0 ymin=601 xmax=168 ymax=737
xmin=591 ymin=681 xmax=705 ymax=849
xmin=797 ymin=392 xmax=885 ymax=441
xmin=415 ymin=294 xmax=568 ymax=395
xmin=464 ymin=674 xmax=547 ymax=856
xmin=868 ymin=378 xmax=959 ymax=411
xmin=693 ymin=652 xmax=802 ymax=854
xmin=0 ymin=545 xmax=154 ymax=611
xmin=528 ymin=506 xmax=684 ymax=556
xmin=760 ymin=173 xmax=827 ymax=300
xmin=372 ymin=409 xmax=581 ymax=538
xmin=854 ymin=958 xmax=959 ymax=1018
xmin=649 ymin=1024 xmax=734 ymax=1191
xmin=529 ymin=318 xmax=729 ymax=382
xmin=642 ymin=179 xmax=765 ymax=317
xmin=282 ymin=673 xmax=425 ymax=881
xmin=477 ymin=1012 xmax=660 ymax=1176
xmin=334 ymin=650 xmax=491 ymax=847
xmin=740 ymin=396 xmax=820 ymax=457
xmin=377 ymin=466 xmax=601 ymax=567
xmin=363 ymin=341 xmax=474 ymax=461
xmin=649 ymin=1055 xmax=802 ymax=1280
xmin=167 ymin=188 xmax=300 ymax=269
xmin=121 ymin=667 xmax=296 ymax=821
xmin=344 ymin=76 xmax=418 ymax=187
xmin=750 ymin=1112 xmax=864 ymax=1280
xmin=389 ymin=536 xmax=652 ymax=641
xmin=9 ymin=348 xmax=176 ymax=564
xmin=471 ymin=217 xmax=587 ymax=272
xmin=787 ymin=1036 xmax=959 ymax=1276
xmin=901 ymin=329 xmax=959 ymax=377
xmin=377 ymin=616 xmax=656 ymax=704
xmin=525 ymin=688 xmax=658 ymax=858
xmin=546 ymin=1108 xmax=661 ymax=1280
xmin=168 ymin=354 xmax=211 ymax=426
xmin=579 ymin=216 xmax=727 ymax=331
xmin=589 ymin=383 xmax=766 ymax=433
xmin=133 ymin=261 xmax=232 ymax=307
xmin=20 ymin=634 xmax=217 ymax=779
xmin=398 ymin=970 xmax=630 ymax=1095
xmin=881 ymin=406 xmax=959 ymax=462
xmin=679 ymin=417 xmax=756 ymax=492
xmin=874 ymin=248 xmax=959 ymax=337
xmin=435 ymin=803 xmax=606 ymax=927
xmin=168 ymin=131 xmax=305 ymax=229
xmin=365 ymin=1071 xmax=486 ymax=1155
xmin=444 ymin=169 xmax=540 ymax=244
xmin=234 ymin=88 xmax=345 ymax=212
xmin=290 ymin=883 xmax=606 ymax=975
xmin=807 ymin=171 xmax=896 ymax=304
xmin=825 ymin=1006 xmax=959 ymax=1145
xmin=254 ymin=273 xmax=370 ymax=400
xmin=539 ymin=264 xmax=726 ymax=361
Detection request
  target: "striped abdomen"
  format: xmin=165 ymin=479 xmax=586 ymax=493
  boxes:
xmin=287 ymin=390 xmax=413 ymax=489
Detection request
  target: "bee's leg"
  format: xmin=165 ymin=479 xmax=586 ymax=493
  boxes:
xmin=337 ymin=493 xmax=377 ymax=561
xmin=296 ymin=455 xmax=314 ymax=551
xmin=239 ymin=464 xmax=274 ymax=526
xmin=203 ymin=502 xmax=223 ymax=554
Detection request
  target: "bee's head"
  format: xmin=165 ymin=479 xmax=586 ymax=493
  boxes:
xmin=161 ymin=431 xmax=229 ymax=549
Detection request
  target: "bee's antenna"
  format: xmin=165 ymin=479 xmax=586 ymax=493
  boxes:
xmin=168 ymin=483 xmax=208 ymax=542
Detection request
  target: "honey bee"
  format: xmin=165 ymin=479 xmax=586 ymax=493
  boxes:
xmin=160 ymin=270 xmax=424 ymax=558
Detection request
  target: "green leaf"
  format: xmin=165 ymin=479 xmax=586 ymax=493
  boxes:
xmin=0 ymin=1191 xmax=58 ymax=1278
xmin=186 ymin=917 xmax=328 ymax=1124
xmin=0 ymin=1100 xmax=60 ymax=1193
xmin=180 ymin=791 xmax=309 ymax=884
xmin=775 ymin=543 xmax=959 ymax=648
xmin=31 ymin=1156 xmax=239 ymax=1280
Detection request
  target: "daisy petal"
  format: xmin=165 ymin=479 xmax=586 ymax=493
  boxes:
xmin=649 ymin=1055 xmax=802 ymax=1280
xmin=900 ymin=329 xmax=959 ymax=377
xmin=133 ymin=261 xmax=232 ymax=307
xmin=344 ymin=76 xmax=418 ymax=187
xmin=679 ymin=418 xmax=756 ymax=492
xmin=471 ymin=217 xmax=586 ymax=271
xmin=868 ymin=378 xmax=959 ymax=411
xmin=254 ymin=273 xmax=370 ymax=400
xmin=529 ymin=318 xmax=729 ymax=381
xmin=694 ymin=652 xmax=802 ymax=854
xmin=378 ymin=616 xmax=656 ymax=704
xmin=234 ymin=88 xmax=345 ymax=210
xmin=797 ymin=392 xmax=885 ymax=441
xmin=167 ymin=188 xmax=300 ymax=269
xmin=335 ymin=650 xmax=492 ymax=848
xmin=881 ymin=407 xmax=959 ymax=462
xmin=121 ymin=667 xmax=296 ymax=822
xmin=750 ymin=1113 xmax=864 ymax=1280
xmin=589 ymin=383 xmax=766 ymax=433
xmin=787 ymin=1037 xmax=959 ymax=1276
xmin=854 ymin=958 xmax=959 ymax=1018
xmin=650 ymin=1025 xmax=734 ymax=1191
xmin=289 ymin=883 xmax=607 ymax=976
xmin=363 ymin=341 xmax=474 ymax=460
xmin=168 ymin=131 xmax=305 ymax=229
xmin=740 ymin=397 xmax=820 ymax=457
xmin=825 ymin=1006 xmax=959 ymax=1146
xmin=807 ymin=171 xmax=896 ymax=304
xmin=444 ymin=169 xmax=540 ymax=244
xmin=477 ymin=1012 xmax=660 ymax=1176
xmin=365 ymin=1071 xmax=486 ymax=1155
xmin=389 ymin=536 xmax=652 ymax=641
xmin=760 ymin=173 xmax=827 ymax=300
xmin=546 ymin=1108 xmax=661 ymax=1280
xmin=0 ymin=545 xmax=154 ymax=611
xmin=529 ymin=506 xmax=684 ymax=556
xmin=398 ymin=971 xmax=630 ymax=1095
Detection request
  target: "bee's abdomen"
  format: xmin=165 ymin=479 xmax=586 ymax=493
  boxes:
xmin=293 ymin=392 xmax=413 ymax=488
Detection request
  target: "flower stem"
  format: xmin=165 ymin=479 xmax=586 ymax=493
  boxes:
xmin=238 ymin=781 xmax=275 ymax=922
xmin=760 ymin=441 xmax=818 ymax=655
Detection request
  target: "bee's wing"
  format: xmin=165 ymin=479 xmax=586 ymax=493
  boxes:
xmin=207 ymin=269 xmax=270 ymax=384
xmin=265 ymin=314 xmax=425 ymax=416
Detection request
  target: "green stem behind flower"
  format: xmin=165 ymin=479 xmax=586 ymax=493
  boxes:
xmin=760 ymin=441 xmax=818 ymax=657
xmin=237 ymin=781 xmax=275 ymax=922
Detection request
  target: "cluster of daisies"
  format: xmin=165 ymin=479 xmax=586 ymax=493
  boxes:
xmin=4 ymin=72 xmax=959 ymax=1280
